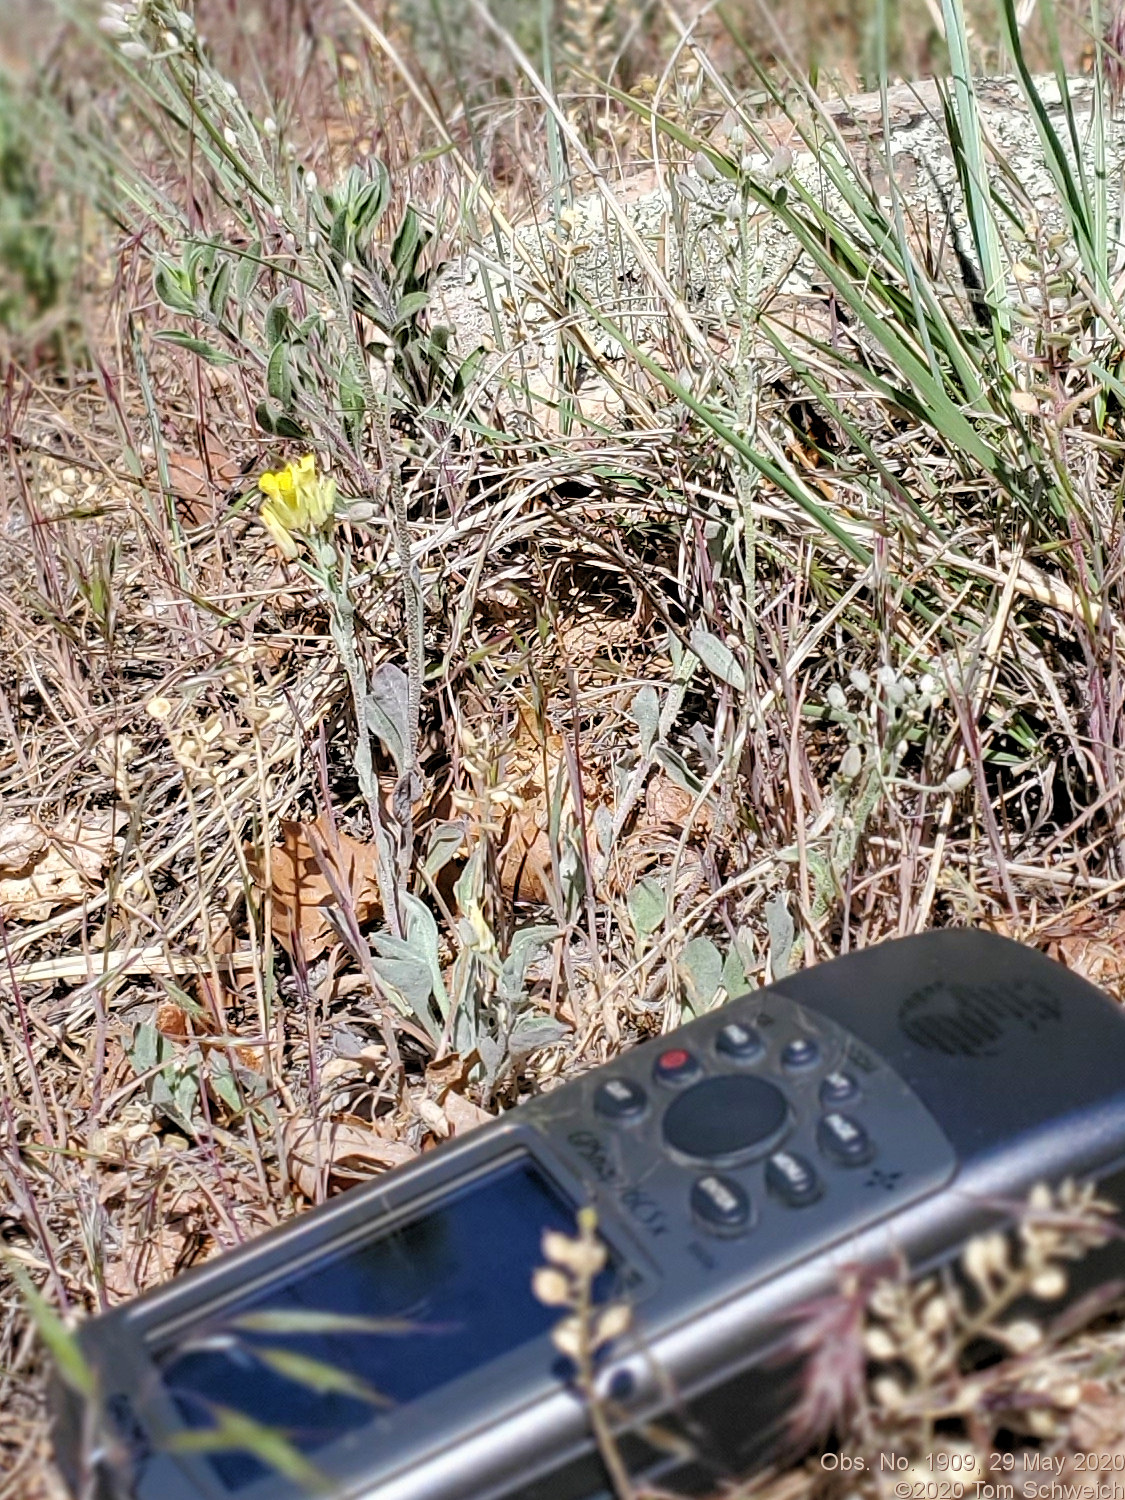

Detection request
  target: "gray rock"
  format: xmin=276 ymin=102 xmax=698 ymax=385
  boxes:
xmin=431 ymin=75 xmax=1120 ymax=390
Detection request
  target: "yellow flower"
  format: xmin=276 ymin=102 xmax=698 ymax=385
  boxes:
xmin=258 ymin=453 xmax=336 ymax=557
xmin=259 ymin=503 xmax=299 ymax=559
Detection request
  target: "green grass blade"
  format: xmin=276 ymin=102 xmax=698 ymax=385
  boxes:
xmin=5 ymin=1255 xmax=95 ymax=1400
xmin=168 ymin=1406 xmax=331 ymax=1493
xmin=996 ymin=0 xmax=1103 ymax=293
xmin=941 ymin=0 xmax=1013 ymax=366
xmin=248 ymin=1346 xmax=394 ymax=1408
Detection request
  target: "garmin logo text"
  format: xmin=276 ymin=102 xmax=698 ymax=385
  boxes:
xmin=898 ymin=981 xmax=1062 ymax=1057
xmin=567 ymin=1130 xmax=622 ymax=1185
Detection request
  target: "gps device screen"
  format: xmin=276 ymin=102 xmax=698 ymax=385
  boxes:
xmin=150 ymin=1154 xmax=608 ymax=1492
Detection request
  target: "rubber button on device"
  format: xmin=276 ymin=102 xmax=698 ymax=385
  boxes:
xmin=594 ymin=1077 xmax=648 ymax=1122
xmin=715 ymin=1020 xmax=764 ymax=1063
xmin=653 ymin=1048 xmax=701 ymax=1086
xmin=819 ymin=1071 xmax=859 ymax=1106
xmin=781 ymin=1037 xmax=820 ymax=1069
xmin=766 ymin=1149 xmax=822 ymax=1207
xmin=817 ymin=1111 xmax=873 ymax=1165
xmin=662 ymin=1075 xmax=788 ymax=1162
xmin=691 ymin=1173 xmax=751 ymax=1235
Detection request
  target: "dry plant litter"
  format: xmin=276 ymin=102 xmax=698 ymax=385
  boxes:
xmin=5 ymin=0 xmax=1125 ymax=1492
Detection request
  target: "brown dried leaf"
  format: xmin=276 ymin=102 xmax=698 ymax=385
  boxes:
xmin=248 ymin=813 xmax=382 ymax=960
xmin=992 ymin=910 xmax=1125 ymax=1000
xmin=284 ymin=1115 xmax=416 ymax=1200
xmin=497 ymin=704 xmax=598 ymax=904
xmin=644 ymin=773 xmax=697 ymax=829
xmin=154 ymin=1001 xmax=263 ymax=1073
xmin=425 ymin=1052 xmax=473 ymax=1093
xmin=0 ymin=815 xmax=122 ymax=922
xmin=442 ymin=1090 xmax=492 ymax=1137
xmin=166 ymin=447 xmax=242 ymax=527
xmin=99 ymin=1184 xmax=214 ymax=1299
xmin=0 ymin=819 xmax=47 ymax=873
xmin=416 ymin=1097 xmax=449 ymax=1138
xmin=499 ymin=808 xmax=554 ymax=904
xmin=1040 ymin=911 xmax=1125 ymax=998
xmin=154 ymin=1001 xmax=189 ymax=1040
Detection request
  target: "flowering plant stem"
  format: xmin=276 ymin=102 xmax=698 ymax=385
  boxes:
xmin=306 ymin=534 xmax=404 ymax=939
xmin=375 ymin=346 xmax=424 ymax=879
xmin=304 ymin=268 xmax=423 ymax=887
xmin=110 ymin=0 xmax=426 ymax=899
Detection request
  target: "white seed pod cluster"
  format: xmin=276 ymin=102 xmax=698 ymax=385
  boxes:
xmin=99 ymin=0 xmax=141 ymax=39
xmin=533 ymin=1210 xmax=631 ymax=1367
xmin=861 ymin=1180 xmax=1117 ymax=1456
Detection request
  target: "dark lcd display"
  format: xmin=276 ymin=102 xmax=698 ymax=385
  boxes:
xmin=151 ymin=1155 xmax=609 ymax=1493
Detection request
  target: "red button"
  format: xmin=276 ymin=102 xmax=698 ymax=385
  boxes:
xmin=654 ymin=1048 xmax=701 ymax=1086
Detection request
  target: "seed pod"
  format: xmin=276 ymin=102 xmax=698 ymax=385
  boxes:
xmin=922 ymin=1295 xmax=951 ymax=1333
xmin=592 ymin=1304 xmax=632 ymax=1348
xmin=542 ymin=1229 xmax=607 ymax=1279
xmin=1001 ymin=1319 xmax=1042 ymax=1353
xmin=532 ymin=1267 xmax=573 ymax=1307
xmin=864 ymin=1327 xmax=898 ymax=1360
xmin=1030 ymin=1266 xmax=1067 ymax=1300
xmin=550 ymin=1315 xmax=583 ymax=1358
xmin=872 ymin=1376 xmax=905 ymax=1410
xmin=840 ymin=745 xmax=863 ymax=780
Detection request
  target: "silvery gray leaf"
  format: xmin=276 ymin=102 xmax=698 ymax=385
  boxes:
xmin=392 ymin=768 xmax=422 ymax=825
xmin=330 ymin=1026 xmax=366 ymax=1058
xmin=593 ymin=803 xmax=614 ymax=859
xmin=498 ymin=925 xmax=560 ymax=1005
xmin=424 ymin=820 xmax=466 ymax=878
xmin=689 ymin=627 xmax=746 ymax=693
xmin=628 ymin=876 xmax=666 ymax=941
xmin=631 ymin=684 xmax=660 ymax=758
xmin=721 ymin=943 xmax=751 ymax=1001
xmin=687 ymin=720 xmax=718 ymax=772
xmin=365 ymin=663 xmax=411 ymax=775
xmin=474 ymin=1031 xmax=507 ymax=1088
xmin=401 ymin=893 xmax=448 ymax=1019
xmin=652 ymin=743 xmax=703 ymax=796
xmin=679 ymin=936 xmax=723 ymax=1015
xmin=370 ymin=930 xmax=438 ymax=1031
xmin=507 ymin=1016 xmax=568 ymax=1060
xmin=766 ymin=890 xmax=795 ymax=981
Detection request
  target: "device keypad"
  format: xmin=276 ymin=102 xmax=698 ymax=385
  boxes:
xmin=553 ymin=985 xmax=957 ymax=1284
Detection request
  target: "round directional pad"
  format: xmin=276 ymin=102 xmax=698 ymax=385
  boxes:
xmin=662 ymin=1075 xmax=789 ymax=1162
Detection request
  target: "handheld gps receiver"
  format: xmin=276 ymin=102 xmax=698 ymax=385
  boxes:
xmin=52 ymin=930 xmax=1125 ymax=1500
